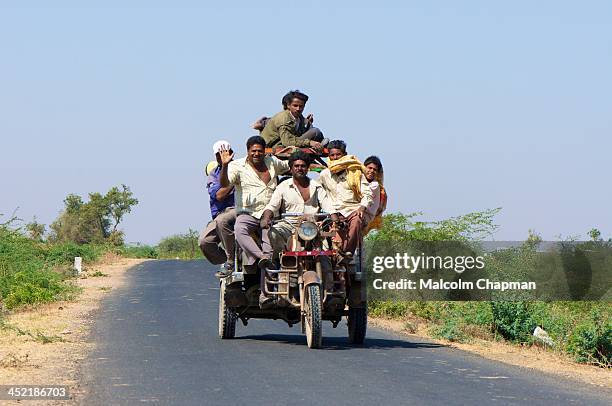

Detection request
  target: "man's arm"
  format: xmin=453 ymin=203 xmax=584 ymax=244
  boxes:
xmin=305 ymin=113 xmax=314 ymax=129
xmin=317 ymin=185 xmax=339 ymax=222
xmin=368 ymin=181 xmax=381 ymax=215
xmin=261 ymin=187 xmax=284 ymax=229
xmin=207 ymin=171 xmax=234 ymax=202
xmin=263 ymin=186 xmax=283 ymax=217
xmin=318 ymin=169 xmax=332 ymax=193
xmin=357 ymin=173 xmax=374 ymax=218
xmin=272 ymin=155 xmax=291 ymax=176
xmin=215 ymin=185 xmax=234 ymax=201
xmin=278 ymin=122 xmax=311 ymax=147
xmin=317 ymin=185 xmax=334 ymax=214
xmin=260 ymin=209 xmax=274 ymax=229
xmin=208 ymin=180 xmax=221 ymax=200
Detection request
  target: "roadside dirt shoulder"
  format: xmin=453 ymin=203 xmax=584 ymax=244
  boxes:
xmin=370 ymin=317 xmax=611 ymax=389
xmin=0 ymin=256 xmax=148 ymax=405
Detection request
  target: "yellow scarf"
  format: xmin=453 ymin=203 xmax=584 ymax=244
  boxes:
xmin=328 ymin=155 xmax=366 ymax=200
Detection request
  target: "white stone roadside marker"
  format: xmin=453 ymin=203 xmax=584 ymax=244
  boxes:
xmin=74 ymin=257 xmax=82 ymax=275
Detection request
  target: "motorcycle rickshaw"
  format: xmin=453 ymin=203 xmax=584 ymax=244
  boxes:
xmin=217 ymin=146 xmax=366 ymax=349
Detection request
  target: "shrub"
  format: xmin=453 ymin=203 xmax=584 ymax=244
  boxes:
xmin=157 ymin=229 xmax=200 ymax=259
xmin=567 ymin=310 xmax=611 ymax=365
xmin=0 ymin=226 xmax=95 ymax=309
xmin=122 ymin=245 xmax=159 ymax=259
xmin=45 ymin=242 xmax=104 ymax=265
xmin=490 ymin=301 xmax=537 ymax=342
xmin=430 ymin=318 xmax=469 ymax=342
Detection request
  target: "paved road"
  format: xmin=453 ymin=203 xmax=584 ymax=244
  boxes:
xmin=82 ymin=260 xmax=610 ymax=405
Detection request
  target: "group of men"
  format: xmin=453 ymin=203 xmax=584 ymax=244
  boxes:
xmin=198 ymin=90 xmax=386 ymax=307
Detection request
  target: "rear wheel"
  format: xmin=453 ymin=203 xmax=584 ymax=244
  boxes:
xmin=304 ymin=284 xmax=322 ymax=349
xmin=218 ymin=279 xmax=236 ymax=339
xmin=347 ymin=304 xmax=367 ymax=345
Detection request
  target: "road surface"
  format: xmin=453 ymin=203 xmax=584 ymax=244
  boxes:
xmin=81 ymin=260 xmax=610 ymax=405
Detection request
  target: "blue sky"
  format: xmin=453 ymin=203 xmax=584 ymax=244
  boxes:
xmin=1 ymin=1 xmax=610 ymax=244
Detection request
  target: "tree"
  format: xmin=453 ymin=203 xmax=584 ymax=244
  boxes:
xmin=187 ymin=228 xmax=198 ymax=258
xmin=49 ymin=185 xmax=139 ymax=244
xmin=25 ymin=217 xmax=46 ymax=241
xmin=105 ymin=185 xmax=139 ymax=232
xmin=64 ymin=194 xmax=83 ymax=214
xmin=588 ymin=228 xmax=602 ymax=242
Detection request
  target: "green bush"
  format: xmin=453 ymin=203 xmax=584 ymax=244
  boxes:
xmin=490 ymin=301 xmax=538 ymax=342
xmin=459 ymin=302 xmax=493 ymax=326
xmin=369 ymin=300 xmax=412 ymax=318
xmin=430 ymin=318 xmax=469 ymax=342
xmin=122 ymin=245 xmax=159 ymax=259
xmin=45 ymin=242 xmax=105 ymax=265
xmin=3 ymin=270 xmax=78 ymax=309
xmin=157 ymin=229 xmax=201 ymax=259
xmin=0 ymin=226 xmax=98 ymax=310
xmin=567 ymin=310 xmax=611 ymax=365
xmin=366 ymin=212 xmax=611 ymax=366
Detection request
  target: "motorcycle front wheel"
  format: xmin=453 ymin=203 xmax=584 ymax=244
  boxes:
xmin=303 ymin=284 xmax=323 ymax=349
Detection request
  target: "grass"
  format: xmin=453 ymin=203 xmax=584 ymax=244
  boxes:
xmin=0 ymin=226 xmax=111 ymax=310
xmin=121 ymin=244 xmax=159 ymax=259
xmin=0 ymin=319 xmax=65 ymax=344
xmin=156 ymin=231 xmax=201 ymax=259
xmin=366 ymin=212 xmax=611 ymax=367
xmin=370 ymin=300 xmax=611 ymax=367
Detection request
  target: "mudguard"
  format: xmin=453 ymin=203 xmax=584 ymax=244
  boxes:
xmin=302 ymin=270 xmax=321 ymax=287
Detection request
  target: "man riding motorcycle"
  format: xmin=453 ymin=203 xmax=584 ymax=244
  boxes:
xmin=259 ymin=150 xmax=338 ymax=307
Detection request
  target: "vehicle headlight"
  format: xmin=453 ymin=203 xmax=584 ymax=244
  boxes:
xmin=298 ymin=221 xmax=318 ymax=241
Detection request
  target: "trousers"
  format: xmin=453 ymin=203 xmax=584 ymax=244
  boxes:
xmin=198 ymin=207 xmax=236 ymax=264
xmin=337 ymin=211 xmax=363 ymax=254
xmin=234 ymin=213 xmax=272 ymax=265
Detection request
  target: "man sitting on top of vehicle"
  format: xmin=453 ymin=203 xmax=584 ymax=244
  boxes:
xmin=318 ymin=140 xmax=373 ymax=261
xmin=218 ymin=135 xmax=290 ymax=271
xmin=259 ymin=90 xmax=327 ymax=150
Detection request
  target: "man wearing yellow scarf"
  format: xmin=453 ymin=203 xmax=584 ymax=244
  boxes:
xmin=318 ymin=140 xmax=373 ymax=259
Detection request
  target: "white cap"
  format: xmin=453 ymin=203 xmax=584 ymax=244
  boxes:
xmin=213 ymin=140 xmax=231 ymax=154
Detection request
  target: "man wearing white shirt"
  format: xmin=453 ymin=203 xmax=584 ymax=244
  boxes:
xmin=260 ymin=150 xmax=337 ymax=252
xmin=363 ymin=155 xmax=383 ymax=222
xmin=219 ymin=136 xmax=290 ymax=270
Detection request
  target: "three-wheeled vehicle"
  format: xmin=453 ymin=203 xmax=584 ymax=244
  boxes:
xmin=218 ymin=210 xmax=367 ymax=349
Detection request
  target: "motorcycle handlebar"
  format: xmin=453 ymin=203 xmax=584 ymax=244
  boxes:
xmin=281 ymin=212 xmax=331 ymax=219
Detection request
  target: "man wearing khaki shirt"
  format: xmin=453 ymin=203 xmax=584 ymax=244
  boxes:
xmin=219 ymin=136 xmax=290 ymax=269
xmin=260 ymin=150 xmax=337 ymax=252
xmin=318 ymin=140 xmax=373 ymax=258
xmin=259 ymin=90 xmax=325 ymax=149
